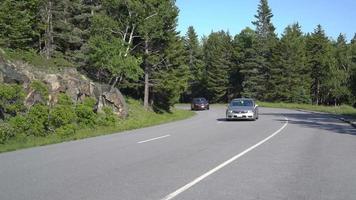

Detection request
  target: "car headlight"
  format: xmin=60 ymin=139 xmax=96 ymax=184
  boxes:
xmin=227 ymin=110 xmax=233 ymax=114
xmin=247 ymin=110 xmax=253 ymax=113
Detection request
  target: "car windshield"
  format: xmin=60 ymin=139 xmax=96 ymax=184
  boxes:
xmin=193 ymin=98 xmax=207 ymax=103
xmin=230 ymin=100 xmax=253 ymax=107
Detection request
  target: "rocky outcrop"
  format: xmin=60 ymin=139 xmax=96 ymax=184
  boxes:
xmin=0 ymin=58 xmax=128 ymax=118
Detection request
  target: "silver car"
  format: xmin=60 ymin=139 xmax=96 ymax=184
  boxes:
xmin=226 ymin=98 xmax=259 ymax=121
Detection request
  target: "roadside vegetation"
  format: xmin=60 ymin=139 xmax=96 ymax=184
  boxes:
xmin=258 ymin=102 xmax=356 ymax=118
xmin=0 ymin=94 xmax=194 ymax=153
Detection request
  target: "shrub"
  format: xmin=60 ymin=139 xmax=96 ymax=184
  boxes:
xmin=55 ymin=124 xmax=77 ymax=138
xmin=0 ymin=123 xmax=14 ymax=144
xmin=57 ymin=93 xmax=73 ymax=106
xmin=0 ymin=84 xmax=25 ymax=116
xmin=26 ymin=104 xmax=50 ymax=136
xmin=8 ymin=115 xmax=30 ymax=135
xmin=97 ymin=107 xmax=118 ymax=126
xmin=75 ymin=102 xmax=96 ymax=127
xmin=82 ymin=97 xmax=96 ymax=108
xmin=50 ymin=105 xmax=76 ymax=129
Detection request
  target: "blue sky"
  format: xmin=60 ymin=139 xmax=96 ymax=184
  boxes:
xmin=176 ymin=0 xmax=356 ymax=41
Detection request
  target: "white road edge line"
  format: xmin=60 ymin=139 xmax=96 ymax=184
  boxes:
xmin=161 ymin=117 xmax=289 ymax=200
xmin=137 ymin=135 xmax=171 ymax=144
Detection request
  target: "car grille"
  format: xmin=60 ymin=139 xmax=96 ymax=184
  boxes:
xmin=233 ymin=110 xmax=248 ymax=114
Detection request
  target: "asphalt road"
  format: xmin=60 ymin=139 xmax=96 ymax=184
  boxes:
xmin=1 ymin=106 xmax=356 ymax=200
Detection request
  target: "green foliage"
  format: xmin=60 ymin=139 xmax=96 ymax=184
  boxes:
xmin=8 ymin=115 xmax=30 ymax=136
xmin=272 ymin=23 xmax=311 ymax=103
xmin=305 ymin=25 xmax=334 ymax=105
xmin=182 ymin=26 xmax=205 ymax=101
xmin=97 ymin=107 xmax=118 ymax=126
xmin=0 ymin=0 xmax=40 ymax=49
xmin=240 ymin=0 xmax=279 ymax=101
xmin=0 ymin=123 xmax=14 ymax=144
xmin=75 ymin=100 xmax=96 ymax=127
xmin=55 ymin=124 xmax=77 ymax=137
xmin=26 ymin=104 xmax=50 ymax=137
xmin=204 ymin=31 xmax=233 ymax=103
xmin=0 ymin=84 xmax=25 ymax=117
xmin=50 ymin=105 xmax=77 ymax=129
xmin=152 ymin=33 xmax=190 ymax=111
xmin=234 ymin=27 xmax=260 ymax=99
xmin=350 ymin=35 xmax=356 ymax=101
xmin=57 ymin=93 xmax=73 ymax=106
xmin=87 ymin=35 xmax=143 ymax=82
xmin=0 ymin=98 xmax=194 ymax=153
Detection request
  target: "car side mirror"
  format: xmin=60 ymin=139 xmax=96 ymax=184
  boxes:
xmin=255 ymin=104 xmax=259 ymax=108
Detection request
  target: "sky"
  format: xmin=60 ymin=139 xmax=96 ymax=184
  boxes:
xmin=176 ymin=0 xmax=356 ymax=41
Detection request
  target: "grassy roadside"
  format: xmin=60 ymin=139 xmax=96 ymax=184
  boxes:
xmin=0 ymin=99 xmax=195 ymax=153
xmin=257 ymin=101 xmax=356 ymax=118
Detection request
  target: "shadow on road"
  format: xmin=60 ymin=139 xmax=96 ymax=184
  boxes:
xmin=260 ymin=112 xmax=356 ymax=136
xmin=216 ymin=118 xmax=255 ymax=122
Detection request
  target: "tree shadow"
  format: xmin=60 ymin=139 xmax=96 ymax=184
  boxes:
xmin=260 ymin=112 xmax=356 ymax=136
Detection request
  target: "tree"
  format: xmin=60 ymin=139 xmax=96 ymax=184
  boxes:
xmin=183 ymin=26 xmax=204 ymax=101
xmin=349 ymin=34 xmax=356 ymax=104
xmin=232 ymin=27 xmax=257 ymax=99
xmin=0 ymin=0 xmax=40 ymax=49
xmin=204 ymin=31 xmax=233 ymax=103
xmin=151 ymin=35 xmax=189 ymax=111
xmin=87 ymin=35 xmax=143 ymax=88
xmin=38 ymin=0 xmax=94 ymax=60
xmin=272 ymin=23 xmax=310 ymax=103
xmin=305 ymin=25 xmax=334 ymax=105
xmin=328 ymin=34 xmax=352 ymax=105
xmin=250 ymin=0 xmax=278 ymax=101
xmin=86 ymin=0 xmax=145 ymax=88
xmin=134 ymin=0 xmax=181 ymax=109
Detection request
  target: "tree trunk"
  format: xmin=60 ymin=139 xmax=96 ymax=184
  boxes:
xmin=143 ymin=39 xmax=150 ymax=109
xmin=316 ymin=80 xmax=320 ymax=105
xmin=44 ymin=1 xmax=53 ymax=59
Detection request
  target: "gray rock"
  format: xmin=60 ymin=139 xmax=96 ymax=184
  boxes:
xmin=0 ymin=58 xmax=128 ymax=118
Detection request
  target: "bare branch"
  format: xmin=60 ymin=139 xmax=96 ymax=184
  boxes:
xmin=145 ymin=13 xmax=158 ymax=20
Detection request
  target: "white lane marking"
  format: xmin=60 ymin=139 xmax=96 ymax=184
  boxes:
xmin=162 ymin=117 xmax=289 ymax=200
xmin=137 ymin=135 xmax=171 ymax=144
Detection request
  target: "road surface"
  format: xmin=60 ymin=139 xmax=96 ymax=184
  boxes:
xmin=1 ymin=106 xmax=356 ymax=200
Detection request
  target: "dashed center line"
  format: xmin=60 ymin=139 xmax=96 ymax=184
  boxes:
xmin=137 ymin=135 xmax=171 ymax=144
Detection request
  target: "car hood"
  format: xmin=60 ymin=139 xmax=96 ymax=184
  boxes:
xmin=228 ymin=106 xmax=254 ymax=111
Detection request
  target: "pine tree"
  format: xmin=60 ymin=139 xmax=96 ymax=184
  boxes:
xmin=250 ymin=0 xmax=278 ymax=101
xmin=0 ymin=0 xmax=40 ymax=49
xmin=305 ymin=25 xmax=333 ymax=105
xmin=183 ymin=26 xmax=204 ymax=101
xmin=39 ymin=0 xmax=95 ymax=60
xmin=151 ymin=35 xmax=189 ymax=111
xmin=204 ymin=31 xmax=233 ymax=103
xmin=233 ymin=27 xmax=257 ymax=99
xmin=273 ymin=23 xmax=310 ymax=103
xmin=349 ymin=34 xmax=356 ymax=104
xmin=134 ymin=0 xmax=181 ymax=109
xmin=329 ymin=34 xmax=352 ymax=105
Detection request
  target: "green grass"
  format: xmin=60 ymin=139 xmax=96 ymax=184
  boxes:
xmin=257 ymin=101 xmax=356 ymax=118
xmin=0 ymin=99 xmax=195 ymax=153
